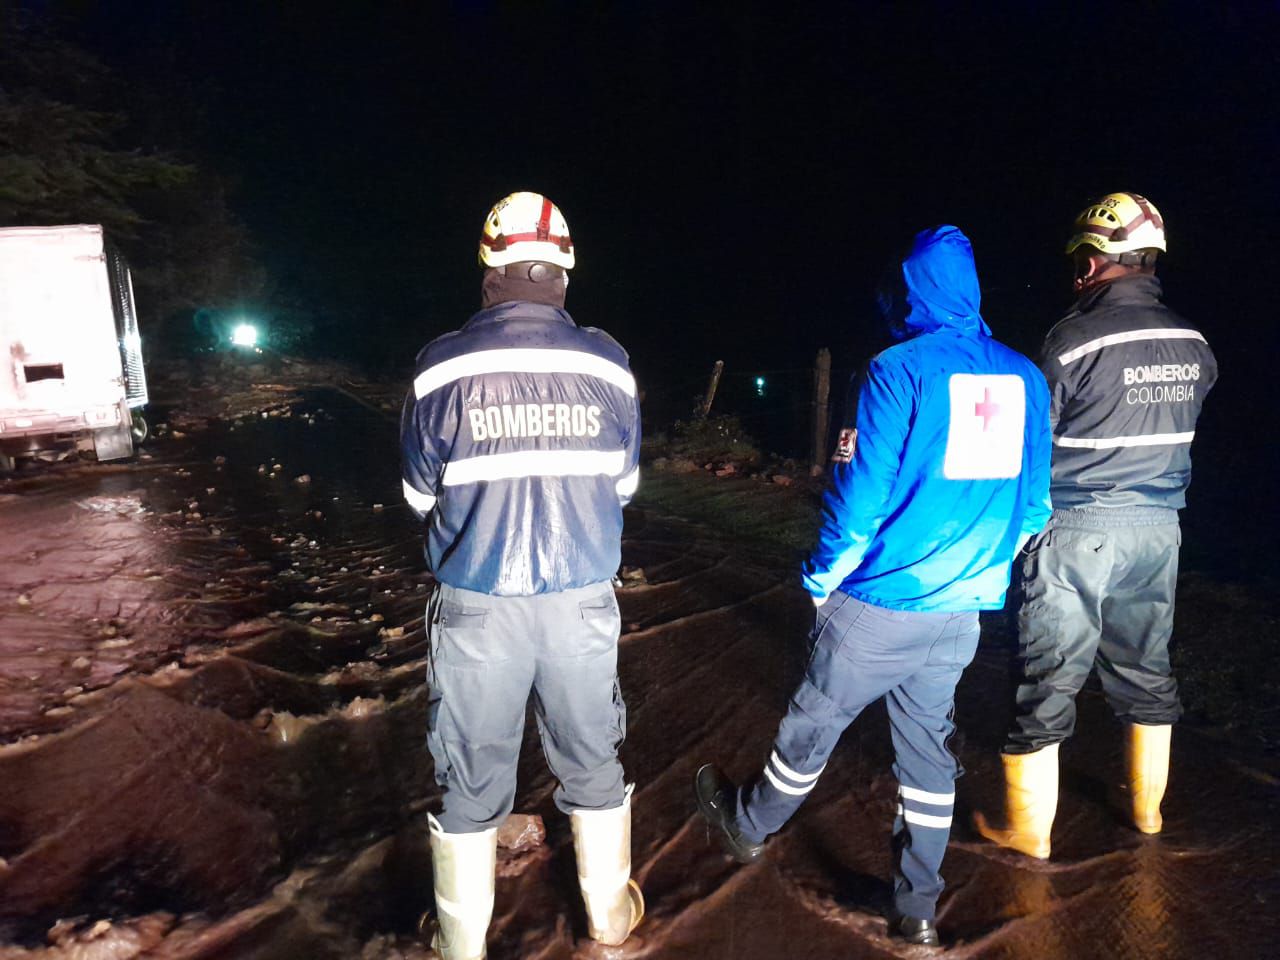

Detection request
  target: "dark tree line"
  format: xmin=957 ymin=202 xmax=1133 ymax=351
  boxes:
xmin=0 ymin=8 xmax=263 ymax=347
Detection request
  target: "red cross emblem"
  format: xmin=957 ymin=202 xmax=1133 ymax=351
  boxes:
xmin=974 ymin=387 xmax=1001 ymax=431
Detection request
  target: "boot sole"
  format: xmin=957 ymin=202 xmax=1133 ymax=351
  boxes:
xmin=972 ymin=811 xmax=1051 ymax=859
xmin=589 ymin=879 xmax=645 ymax=947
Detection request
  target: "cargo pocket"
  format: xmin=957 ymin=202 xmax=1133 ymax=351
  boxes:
xmin=609 ymin=676 xmax=628 ymax=750
xmin=781 ymin=677 xmax=841 ymax=769
xmin=809 ymin=595 xmax=867 ymax=672
xmin=1020 ymin=529 xmax=1051 ymax=580
xmin=436 ymin=603 xmax=495 ymax=667
xmin=440 ymin=603 xmax=488 ymax=629
xmin=579 ymin=591 xmax=619 ymax=621
xmin=425 ymin=688 xmax=454 ymax=789
xmin=577 ymin=590 xmax=621 ymax=656
xmin=1041 ymin=528 xmax=1106 ymax=553
xmin=1022 ymin=527 xmax=1106 ymax=600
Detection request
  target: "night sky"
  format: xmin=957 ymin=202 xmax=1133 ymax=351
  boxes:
xmin=58 ymin=1 xmax=1280 ymax=561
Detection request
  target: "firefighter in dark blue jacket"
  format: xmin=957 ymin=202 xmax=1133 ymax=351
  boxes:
xmin=401 ymin=192 xmax=643 ymax=959
xmin=975 ymin=193 xmax=1218 ymax=860
xmin=695 ymin=226 xmax=1052 ymax=947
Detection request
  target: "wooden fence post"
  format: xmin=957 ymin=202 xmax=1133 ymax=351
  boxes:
xmin=699 ymin=360 xmax=724 ymax=419
xmin=810 ymin=348 xmax=832 ymax=475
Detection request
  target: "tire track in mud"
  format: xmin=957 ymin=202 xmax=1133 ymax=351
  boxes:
xmin=0 ymin=392 xmax=445 ymax=954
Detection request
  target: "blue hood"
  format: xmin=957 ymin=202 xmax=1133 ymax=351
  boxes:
xmin=900 ymin=225 xmax=991 ymax=338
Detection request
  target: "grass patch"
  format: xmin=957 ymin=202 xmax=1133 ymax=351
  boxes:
xmin=634 ymin=469 xmax=820 ymax=556
xmin=662 ymin=414 xmax=762 ymax=464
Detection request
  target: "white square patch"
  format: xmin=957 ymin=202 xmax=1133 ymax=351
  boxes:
xmin=942 ymin=374 xmax=1026 ymax=479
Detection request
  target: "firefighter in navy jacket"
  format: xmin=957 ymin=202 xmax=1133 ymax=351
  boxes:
xmin=401 ymin=193 xmax=643 ymax=959
xmin=694 ymin=226 xmax=1052 ymax=947
xmin=976 ymin=193 xmax=1217 ymax=860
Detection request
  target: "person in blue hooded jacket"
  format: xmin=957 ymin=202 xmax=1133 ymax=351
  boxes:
xmin=695 ymin=226 xmax=1052 ymax=947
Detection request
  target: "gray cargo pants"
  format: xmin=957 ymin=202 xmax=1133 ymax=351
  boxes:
xmin=1007 ymin=507 xmax=1182 ymax=753
xmin=426 ymin=581 xmax=628 ymax=833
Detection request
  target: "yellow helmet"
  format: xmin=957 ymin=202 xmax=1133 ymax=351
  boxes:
xmin=1065 ymin=192 xmax=1166 ymax=256
xmin=478 ymin=191 xmax=575 ymax=269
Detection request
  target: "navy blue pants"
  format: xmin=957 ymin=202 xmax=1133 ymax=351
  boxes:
xmin=734 ymin=591 xmax=979 ymax=921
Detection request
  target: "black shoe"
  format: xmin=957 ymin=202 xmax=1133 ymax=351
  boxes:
xmin=892 ymin=915 xmax=940 ymax=946
xmin=694 ymin=764 xmax=764 ymax=864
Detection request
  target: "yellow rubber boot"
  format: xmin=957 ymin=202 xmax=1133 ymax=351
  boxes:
xmin=428 ymin=815 xmax=498 ymax=960
xmin=570 ymin=785 xmax=645 ymax=946
xmin=974 ymin=744 xmax=1059 ymax=859
xmin=1127 ymin=723 xmax=1171 ymax=834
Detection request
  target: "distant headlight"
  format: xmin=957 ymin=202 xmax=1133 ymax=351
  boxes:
xmin=231 ymin=324 xmax=259 ymax=348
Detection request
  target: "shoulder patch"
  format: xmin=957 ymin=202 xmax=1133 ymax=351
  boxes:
xmin=832 ymin=428 xmax=857 ymax=464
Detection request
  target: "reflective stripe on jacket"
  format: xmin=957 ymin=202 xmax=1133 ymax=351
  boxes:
xmin=401 ymin=301 xmax=641 ymax=596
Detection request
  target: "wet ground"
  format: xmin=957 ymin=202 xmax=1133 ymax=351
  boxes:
xmin=1 ymin=388 xmax=1277 ymax=959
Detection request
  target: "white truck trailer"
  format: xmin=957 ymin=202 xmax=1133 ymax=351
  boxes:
xmin=0 ymin=224 xmax=148 ymax=470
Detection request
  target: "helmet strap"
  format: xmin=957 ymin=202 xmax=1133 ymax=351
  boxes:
xmin=1116 ymin=249 xmax=1158 ymax=268
xmin=1073 ymin=251 xmax=1153 ymax=293
xmin=482 ymin=265 xmax=567 ymax=309
xmin=499 ymin=262 xmax=564 ymax=284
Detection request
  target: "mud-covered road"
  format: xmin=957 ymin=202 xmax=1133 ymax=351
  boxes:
xmin=1 ymin=388 xmax=1277 ymax=959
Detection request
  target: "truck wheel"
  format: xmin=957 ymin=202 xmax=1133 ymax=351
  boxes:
xmin=130 ymin=411 xmax=149 ymax=444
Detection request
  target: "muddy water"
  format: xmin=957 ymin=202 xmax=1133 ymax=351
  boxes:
xmin=1 ymin=390 xmax=1276 ymax=958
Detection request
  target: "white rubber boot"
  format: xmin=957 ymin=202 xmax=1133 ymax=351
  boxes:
xmin=570 ymin=785 xmax=645 ymax=946
xmin=428 ymin=815 xmax=498 ymax=960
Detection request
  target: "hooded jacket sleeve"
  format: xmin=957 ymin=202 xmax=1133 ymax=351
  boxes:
xmin=400 ymin=387 xmax=442 ymax=521
xmin=801 ymin=356 xmax=912 ymax=600
xmin=1018 ymin=365 xmax=1054 ymax=549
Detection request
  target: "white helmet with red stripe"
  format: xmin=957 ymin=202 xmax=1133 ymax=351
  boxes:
xmin=1065 ymin=192 xmax=1166 ymax=257
xmin=478 ymin=191 xmax=575 ymax=269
